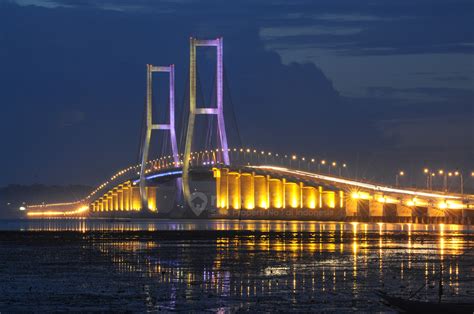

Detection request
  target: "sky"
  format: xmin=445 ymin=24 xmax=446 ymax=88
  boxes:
xmin=0 ymin=0 xmax=473 ymax=187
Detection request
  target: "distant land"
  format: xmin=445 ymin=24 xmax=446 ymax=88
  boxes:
xmin=0 ymin=184 xmax=92 ymax=219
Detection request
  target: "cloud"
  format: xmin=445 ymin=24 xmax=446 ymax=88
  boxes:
xmin=377 ymin=115 xmax=473 ymax=150
xmin=11 ymin=0 xmax=474 ymax=55
xmin=1 ymin=1 xmax=472 ymax=186
xmin=366 ymin=87 xmax=474 ymax=102
xmin=0 ymin=3 xmax=344 ymax=184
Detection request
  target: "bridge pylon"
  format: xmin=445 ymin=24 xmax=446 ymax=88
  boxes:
xmin=182 ymin=37 xmax=230 ymax=208
xmin=139 ymin=64 xmax=179 ymax=211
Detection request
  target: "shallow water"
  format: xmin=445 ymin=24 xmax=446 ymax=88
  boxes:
xmin=0 ymin=219 xmax=473 ymax=312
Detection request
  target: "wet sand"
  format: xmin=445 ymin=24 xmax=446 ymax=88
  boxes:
xmin=0 ymin=221 xmax=473 ymax=312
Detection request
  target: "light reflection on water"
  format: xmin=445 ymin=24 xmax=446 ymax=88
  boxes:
xmin=2 ymin=218 xmax=474 ymax=233
xmin=89 ymin=222 xmax=473 ymax=311
xmin=1 ymin=219 xmax=473 ymax=311
xmin=97 ymin=234 xmax=472 ymax=311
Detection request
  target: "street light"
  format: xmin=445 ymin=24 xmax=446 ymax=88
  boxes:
xmin=454 ymin=171 xmax=464 ymax=196
xmin=438 ymin=169 xmax=447 ymax=191
xmin=318 ymin=160 xmax=326 ymax=172
xmin=329 ymin=161 xmax=337 ymax=175
xmin=340 ymin=163 xmax=347 ymax=176
xmin=423 ymin=168 xmax=431 ymax=189
xmin=396 ymin=171 xmax=404 ymax=187
xmin=290 ymin=155 xmax=297 ymax=168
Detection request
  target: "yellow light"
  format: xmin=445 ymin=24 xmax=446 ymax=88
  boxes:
xmin=26 ymin=205 xmax=89 ymax=217
xmin=439 ymin=202 xmax=447 ymax=209
xmin=454 ymin=171 xmax=459 ymax=176
xmin=291 ymin=197 xmax=298 ymax=208
xmin=378 ymin=197 xmax=386 ymax=203
xmin=448 ymin=172 xmax=452 ymax=177
xmin=423 ymin=168 xmax=429 ymax=173
xmin=399 ymin=171 xmax=404 ymax=176
xmin=446 ymin=201 xmax=464 ymax=209
xmin=406 ymin=199 xmax=415 ymax=206
xmin=343 ymin=163 xmax=347 ymax=168
xmin=311 ymin=159 xmax=315 ymax=162
xmin=438 ymin=170 xmax=444 ymax=175
xmin=321 ymin=160 xmax=326 ymax=165
xmin=332 ymin=162 xmax=337 ymax=166
xmin=351 ymin=192 xmax=359 ymax=199
xmin=292 ymin=155 xmax=297 ymax=160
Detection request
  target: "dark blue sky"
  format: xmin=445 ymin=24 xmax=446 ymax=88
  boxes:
xmin=1 ymin=0 xmax=473 ymax=187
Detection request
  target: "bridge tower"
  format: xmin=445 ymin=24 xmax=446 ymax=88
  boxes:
xmin=182 ymin=37 xmax=230 ymax=207
xmin=139 ymin=64 xmax=179 ymax=210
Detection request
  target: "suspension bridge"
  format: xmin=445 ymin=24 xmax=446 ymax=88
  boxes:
xmin=27 ymin=37 xmax=474 ymax=224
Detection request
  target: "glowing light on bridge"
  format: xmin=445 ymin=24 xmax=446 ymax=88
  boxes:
xmin=27 ymin=206 xmax=89 ymax=217
xmin=252 ymin=165 xmax=463 ymax=201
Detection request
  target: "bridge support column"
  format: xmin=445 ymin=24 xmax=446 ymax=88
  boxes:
xmin=131 ymin=187 xmax=141 ymax=210
xmin=228 ymin=172 xmax=241 ymax=210
xmin=147 ymin=187 xmax=157 ymax=211
xmin=369 ymin=199 xmax=383 ymax=222
xmin=357 ymin=199 xmax=370 ymax=221
xmin=112 ymin=188 xmax=119 ymax=211
xmin=241 ymin=173 xmax=255 ymax=210
xmin=428 ymin=207 xmax=445 ymax=223
xmin=117 ymin=186 xmax=124 ymax=211
xmin=255 ymin=175 xmax=268 ymax=209
xmin=107 ymin=193 xmax=113 ymax=212
xmin=284 ymin=182 xmax=300 ymax=209
xmin=269 ymin=178 xmax=283 ymax=209
xmin=100 ymin=197 xmax=106 ymax=211
xmin=445 ymin=208 xmax=463 ymax=224
xmin=383 ymin=203 xmax=397 ymax=222
xmin=123 ymin=183 xmax=131 ymax=211
xmin=413 ymin=206 xmax=428 ymax=224
xmin=318 ymin=186 xmax=323 ymax=208
xmin=345 ymin=198 xmax=358 ymax=219
xmin=322 ymin=191 xmax=336 ymax=209
xmin=214 ymin=168 xmax=230 ymax=210
xmin=302 ymin=186 xmax=317 ymax=209
xmin=396 ymin=204 xmax=412 ymax=222
xmin=338 ymin=191 xmax=344 ymax=209
xmin=463 ymin=209 xmax=474 ymax=225
xmin=220 ymin=168 xmax=229 ymax=209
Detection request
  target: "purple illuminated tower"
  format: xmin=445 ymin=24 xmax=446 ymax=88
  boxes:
xmin=182 ymin=37 xmax=229 ymax=207
xmin=139 ymin=64 xmax=179 ymax=210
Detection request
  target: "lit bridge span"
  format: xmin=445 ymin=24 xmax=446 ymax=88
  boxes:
xmin=26 ymin=37 xmax=474 ymax=224
xmin=27 ymin=149 xmax=474 ymax=224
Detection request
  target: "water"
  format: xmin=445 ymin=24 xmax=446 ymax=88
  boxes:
xmin=0 ymin=219 xmax=473 ymax=312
